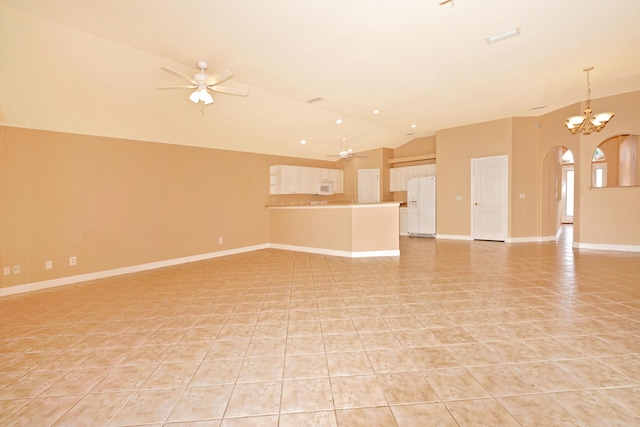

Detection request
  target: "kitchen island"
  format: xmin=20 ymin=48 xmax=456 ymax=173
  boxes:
xmin=267 ymin=202 xmax=400 ymax=258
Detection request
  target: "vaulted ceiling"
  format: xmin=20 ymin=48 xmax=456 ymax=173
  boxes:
xmin=2 ymin=0 xmax=640 ymax=159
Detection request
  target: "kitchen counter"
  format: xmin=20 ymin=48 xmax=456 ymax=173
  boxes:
xmin=268 ymin=202 xmax=400 ymax=258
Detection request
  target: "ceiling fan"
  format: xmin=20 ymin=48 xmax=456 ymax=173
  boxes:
xmin=158 ymin=61 xmax=248 ymax=105
xmin=326 ymin=139 xmax=368 ymax=160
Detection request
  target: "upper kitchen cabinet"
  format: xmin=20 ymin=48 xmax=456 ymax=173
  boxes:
xmin=390 ymin=164 xmax=436 ymax=192
xmin=270 ymin=165 xmax=344 ymax=195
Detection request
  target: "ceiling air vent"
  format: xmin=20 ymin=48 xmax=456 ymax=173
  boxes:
xmin=307 ymin=97 xmax=324 ymax=104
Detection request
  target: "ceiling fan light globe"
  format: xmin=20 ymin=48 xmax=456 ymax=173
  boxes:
xmin=189 ymin=90 xmax=200 ymax=103
xmin=200 ymin=90 xmax=214 ymax=104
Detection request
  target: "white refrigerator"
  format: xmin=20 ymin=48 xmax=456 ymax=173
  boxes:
xmin=407 ymin=176 xmax=436 ymax=237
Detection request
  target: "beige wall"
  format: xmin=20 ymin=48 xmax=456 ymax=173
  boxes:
xmin=3 ymin=91 xmax=640 ymax=294
xmin=435 ymin=118 xmax=512 ymax=237
xmin=341 ymin=147 xmax=392 ymax=203
xmin=0 ymin=126 xmax=339 ymax=289
xmin=394 ymin=136 xmax=436 ymax=158
xmin=510 ymin=117 xmax=542 ymax=238
xmin=572 ymin=92 xmax=640 ymax=246
xmin=269 ymin=207 xmax=352 ymax=251
xmin=269 ymin=204 xmax=399 ymax=253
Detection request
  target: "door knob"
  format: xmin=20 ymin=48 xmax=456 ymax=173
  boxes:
xmin=474 ymin=202 xmax=478 ymax=206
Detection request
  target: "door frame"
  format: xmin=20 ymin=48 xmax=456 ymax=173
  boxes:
xmin=561 ymin=165 xmax=574 ymax=224
xmin=358 ymin=168 xmax=380 ymax=203
xmin=471 ymin=155 xmax=508 ymax=241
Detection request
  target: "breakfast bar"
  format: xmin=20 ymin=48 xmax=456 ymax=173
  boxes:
xmin=267 ymin=202 xmax=400 ymax=258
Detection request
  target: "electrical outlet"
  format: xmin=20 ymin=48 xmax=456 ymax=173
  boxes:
xmin=45 ymin=260 xmax=53 ymax=270
xmin=69 ymin=256 xmax=77 ymax=266
xmin=218 ymin=237 xmax=223 ymax=244
xmin=13 ymin=265 xmax=21 ymax=274
xmin=3 ymin=267 xmax=10 ymax=276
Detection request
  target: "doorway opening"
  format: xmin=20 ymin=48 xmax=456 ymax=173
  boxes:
xmin=561 ymin=149 xmax=574 ymax=224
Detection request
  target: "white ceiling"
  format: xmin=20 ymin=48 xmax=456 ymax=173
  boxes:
xmin=2 ymin=0 xmax=640 ymax=160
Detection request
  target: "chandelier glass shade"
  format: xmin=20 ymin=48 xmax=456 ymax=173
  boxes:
xmin=565 ymin=67 xmax=614 ymax=135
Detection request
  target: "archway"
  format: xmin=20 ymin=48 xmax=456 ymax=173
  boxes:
xmin=541 ymin=145 xmax=573 ymax=241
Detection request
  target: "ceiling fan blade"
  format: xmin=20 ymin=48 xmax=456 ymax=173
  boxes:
xmin=209 ymin=85 xmax=249 ymax=97
xmin=157 ymin=85 xmax=197 ymax=89
xmin=207 ymin=69 xmax=234 ymax=86
xmin=160 ymin=66 xmax=196 ymax=85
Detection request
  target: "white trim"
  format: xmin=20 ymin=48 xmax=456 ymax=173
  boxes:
xmin=572 ymin=242 xmax=640 ymax=252
xmin=267 ymin=202 xmax=399 ymax=210
xmin=507 ymin=236 xmax=547 ymax=243
xmin=0 ymin=244 xmax=269 ymax=297
xmin=435 ymin=234 xmax=473 ymax=241
xmin=6 ymin=236 xmax=638 ymax=297
xmin=268 ymin=243 xmax=399 ymax=258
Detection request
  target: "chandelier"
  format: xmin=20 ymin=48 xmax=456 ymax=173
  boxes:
xmin=565 ymin=67 xmax=614 ymax=135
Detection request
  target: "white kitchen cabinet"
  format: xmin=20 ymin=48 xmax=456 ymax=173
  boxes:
xmin=390 ymin=168 xmax=403 ymax=192
xmin=390 ymin=164 xmax=436 ymax=192
xmin=332 ymin=170 xmax=344 ymax=193
xmin=270 ymin=165 xmax=281 ymax=194
xmin=270 ymin=165 xmax=344 ymax=194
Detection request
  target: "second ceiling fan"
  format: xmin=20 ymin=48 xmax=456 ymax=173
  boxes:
xmin=326 ymin=139 xmax=367 ymax=160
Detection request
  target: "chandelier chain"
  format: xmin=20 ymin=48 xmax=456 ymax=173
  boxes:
xmin=585 ymin=69 xmax=592 ymax=108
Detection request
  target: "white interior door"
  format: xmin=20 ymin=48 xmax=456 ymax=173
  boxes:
xmin=358 ymin=169 xmax=380 ymax=203
xmin=561 ymin=165 xmax=574 ymax=224
xmin=471 ymin=155 xmax=508 ymax=241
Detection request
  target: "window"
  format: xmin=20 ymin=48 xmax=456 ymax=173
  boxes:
xmin=592 ymin=164 xmax=607 ymax=188
xmin=592 ymin=148 xmax=605 ymax=161
xmin=562 ymin=150 xmax=574 ymax=164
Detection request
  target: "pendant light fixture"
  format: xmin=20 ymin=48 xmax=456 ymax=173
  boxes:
xmin=565 ymin=67 xmax=614 ymax=135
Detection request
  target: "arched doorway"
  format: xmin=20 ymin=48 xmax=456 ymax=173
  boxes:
xmin=541 ymin=145 xmax=574 ymax=242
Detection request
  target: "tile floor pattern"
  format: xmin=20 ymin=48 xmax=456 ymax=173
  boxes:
xmin=1 ymin=227 xmax=640 ymax=426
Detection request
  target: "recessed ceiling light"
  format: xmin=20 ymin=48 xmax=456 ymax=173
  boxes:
xmin=300 ymin=140 xmax=307 ymax=145
xmin=372 ymin=109 xmax=381 ymax=114
xmin=486 ymin=27 xmax=520 ymax=44
xmin=336 ymin=119 xmax=343 ymax=124
xmin=410 ymin=124 xmax=417 ymax=128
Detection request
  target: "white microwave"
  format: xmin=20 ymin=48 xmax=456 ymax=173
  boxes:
xmin=316 ymin=180 xmax=334 ymax=195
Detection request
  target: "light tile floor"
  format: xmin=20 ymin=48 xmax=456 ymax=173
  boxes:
xmin=1 ymin=226 xmax=640 ymax=426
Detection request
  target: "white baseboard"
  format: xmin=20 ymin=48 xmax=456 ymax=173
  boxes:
xmin=5 ymin=237 xmax=638 ymax=297
xmin=0 ymin=244 xmax=269 ymax=298
xmin=572 ymin=242 xmax=640 ymax=252
xmin=0 ymin=242 xmax=402 ymax=297
xmin=268 ymin=243 xmax=399 ymax=258
xmin=435 ymin=234 xmax=473 ymax=241
xmin=507 ymin=236 xmax=549 ymax=243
